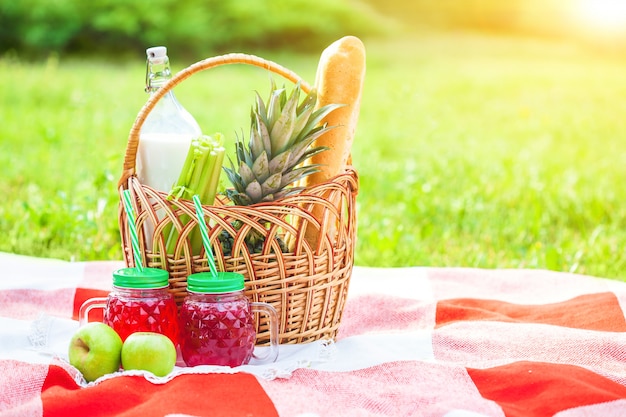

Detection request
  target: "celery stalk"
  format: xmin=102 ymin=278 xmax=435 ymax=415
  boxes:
xmin=162 ymin=134 xmax=226 ymax=255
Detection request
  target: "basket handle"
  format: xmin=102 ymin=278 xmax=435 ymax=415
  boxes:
xmin=119 ymin=53 xmax=312 ymax=188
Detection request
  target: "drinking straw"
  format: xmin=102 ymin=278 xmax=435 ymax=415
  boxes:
xmin=192 ymin=195 xmax=218 ymax=278
xmin=122 ymin=190 xmax=144 ymax=271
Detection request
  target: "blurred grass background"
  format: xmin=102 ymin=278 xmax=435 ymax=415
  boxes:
xmin=2 ymin=0 xmax=626 ymax=279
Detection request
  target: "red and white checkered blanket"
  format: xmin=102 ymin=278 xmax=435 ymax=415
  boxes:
xmin=3 ymin=251 xmax=626 ymax=417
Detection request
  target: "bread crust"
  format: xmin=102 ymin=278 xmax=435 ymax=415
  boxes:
xmin=300 ymin=36 xmax=365 ymax=250
xmin=306 ymin=35 xmax=366 ymax=185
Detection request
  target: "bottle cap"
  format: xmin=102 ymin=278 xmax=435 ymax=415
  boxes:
xmin=146 ymin=46 xmax=167 ymax=65
xmin=187 ymin=272 xmax=245 ymax=293
xmin=146 ymin=46 xmax=167 ymax=59
xmin=112 ymin=267 xmax=169 ymax=289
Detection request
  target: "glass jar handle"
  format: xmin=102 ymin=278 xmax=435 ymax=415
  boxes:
xmin=78 ymin=297 xmax=108 ymax=326
xmin=250 ymin=302 xmax=279 ymax=363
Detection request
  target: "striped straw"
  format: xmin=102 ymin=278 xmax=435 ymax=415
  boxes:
xmin=192 ymin=195 xmax=218 ymax=278
xmin=122 ymin=190 xmax=143 ymax=271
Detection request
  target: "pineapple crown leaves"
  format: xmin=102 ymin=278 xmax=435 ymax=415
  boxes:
xmin=223 ymin=79 xmax=343 ymax=206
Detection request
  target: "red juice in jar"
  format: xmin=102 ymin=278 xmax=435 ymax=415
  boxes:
xmin=180 ymin=291 xmax=255 ymax=367
xmin=103 ymin=268 xmax=178 ymax=345
xmin=179 ymin=272 xmax=279 ymax=367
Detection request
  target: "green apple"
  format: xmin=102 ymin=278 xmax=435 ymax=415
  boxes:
xmin=121 ymin=332 xmax=177 ymax=377
xmin=68 ymin=322 xmax=123 ymax=382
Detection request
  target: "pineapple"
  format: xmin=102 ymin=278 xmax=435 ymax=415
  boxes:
xmin=221 ymin=79 xmax=341 ymax=254
xmin=224 ymin=79 xmax=341 ymax=205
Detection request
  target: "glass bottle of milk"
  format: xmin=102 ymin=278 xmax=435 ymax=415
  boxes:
xmin=136 ymin=46 xmax=202 ymax=193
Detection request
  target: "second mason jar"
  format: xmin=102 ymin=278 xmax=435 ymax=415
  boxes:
xmin=179 ymin=271 xmax=279 ymax=367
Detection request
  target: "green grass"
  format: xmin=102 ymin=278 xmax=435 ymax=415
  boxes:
xmin=2 ymin=31 xmax=626 ymax=280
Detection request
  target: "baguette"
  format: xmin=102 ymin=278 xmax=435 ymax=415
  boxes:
xmin=306 ymin=35 xmax=366 ymax=185
xmin=301 ymin=36 xmax=366 ymax=250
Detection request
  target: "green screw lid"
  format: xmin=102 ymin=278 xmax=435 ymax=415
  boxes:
xmin=187 ymin=272 xmax=245 ymax=293
xmin=112 ymin=267 xmax=169 ymax=289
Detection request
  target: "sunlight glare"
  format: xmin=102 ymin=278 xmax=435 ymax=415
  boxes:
xmin=576 ymin=0 xmax=626 ymax=30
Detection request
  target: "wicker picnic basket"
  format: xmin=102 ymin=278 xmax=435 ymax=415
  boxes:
xmin=117 ymin=53 xmax=358 ymax=345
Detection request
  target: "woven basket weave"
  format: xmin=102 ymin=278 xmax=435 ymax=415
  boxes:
xmin=117 ymin=53 xmax=358 ymax=345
